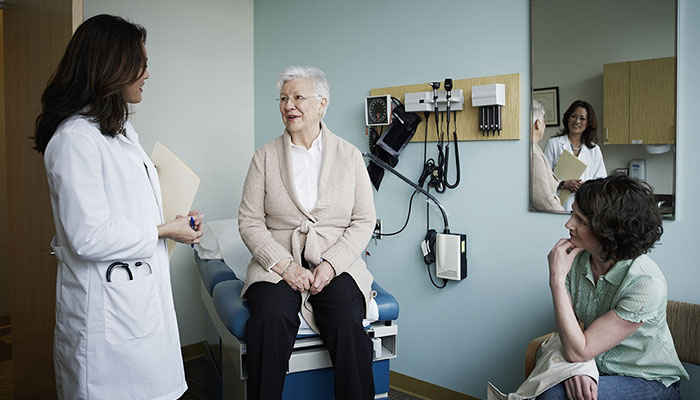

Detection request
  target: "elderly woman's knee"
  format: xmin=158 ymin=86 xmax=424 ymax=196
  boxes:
xmin=247 ymin=308 xmax=299 ymax=333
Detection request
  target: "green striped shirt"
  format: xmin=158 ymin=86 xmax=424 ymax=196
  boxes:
xmin=566 ymin=252 xmax=689 ymax=386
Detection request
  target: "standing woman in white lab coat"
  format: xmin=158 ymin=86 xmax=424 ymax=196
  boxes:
xmin=32 ymin=14 xmax=203 ymax=400
xmin=544 ymin=100 xmax=607 ymax=211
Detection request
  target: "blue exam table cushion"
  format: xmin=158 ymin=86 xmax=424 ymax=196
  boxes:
xmin=195 ymin=251 xmax=399 ymax=340
xmin=211 ymin=280 xmax=399 ymax=340
xmin=195 ymin=252 xmax=237 ymax=295
xmin=212 ymin=280 xmax=250 ymax=339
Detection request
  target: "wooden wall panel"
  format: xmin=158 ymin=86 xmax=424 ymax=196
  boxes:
xmin=370 ymin=73 xmax=521 ymax=142
xmin=1 ymin=8 xmax=10 ymax=317
xmin=4 ymin=1 xmax=78 ymax=398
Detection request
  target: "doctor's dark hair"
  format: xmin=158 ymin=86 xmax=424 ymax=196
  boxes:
xmin=575 ymin=175 xmax=663 ymax=262
xmin=33 ymin=14 xmax=147 ymax=154
xmin=553 ymin=100 xmax=598 ymax=149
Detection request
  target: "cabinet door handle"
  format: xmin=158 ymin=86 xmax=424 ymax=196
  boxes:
xmin=606 ymin=128 xmax=609 ymax=141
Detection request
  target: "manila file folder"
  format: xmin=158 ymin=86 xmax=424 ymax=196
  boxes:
xmin=150 ymin=141 xmax=200 ymax=258
xmin=553 ymin=150 xmax=587 ymax=206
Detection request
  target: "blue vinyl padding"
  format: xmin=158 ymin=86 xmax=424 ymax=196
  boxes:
xmin=196 ymin=251 xmax=399 ymax=339
xmin=281 ymin=359 xmax=390 ymax=399
xmin=212 ymin=279 xmax=250 ymax=339
xmin=194 ymin=252 xmax=237 ymax=295
xmin=212 ymin=280 xmax=400 ymax=340
xmin=372 ymin=281 xmax=400 ymax=321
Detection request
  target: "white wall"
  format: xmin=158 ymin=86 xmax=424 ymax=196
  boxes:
xmin=84 ymin=0 xmax=254 ymax=345
xmin=533 ymin=0 xmax=676 ymax=194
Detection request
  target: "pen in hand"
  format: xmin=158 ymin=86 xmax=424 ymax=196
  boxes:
xmin=189 ymin=216 xmax=195 ymax=248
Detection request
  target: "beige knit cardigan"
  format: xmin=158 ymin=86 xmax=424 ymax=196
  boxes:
xmin=531 ymin=142 xmax=565 ymax=211
xmin=238 ymin=122 xmax=376 ymax=333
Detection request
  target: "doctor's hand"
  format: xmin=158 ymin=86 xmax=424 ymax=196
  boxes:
xmin=310 ymin=261 xmax=335 ymax=295
xmin=562 ymin=179 xmax=583 ymax=192
xmin=548 ymin=238 xmax=583 ymax=288
xmin=563 ymin=375 xmax=598 ymax=400
xmin=157 ymin=211 xmax=204 ymax=244
xmin=184 ymin=209 xmax=204 ymax=232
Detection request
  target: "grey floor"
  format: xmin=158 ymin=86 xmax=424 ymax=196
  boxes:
xmin=181 ymin=355 xmax=422 ymax=399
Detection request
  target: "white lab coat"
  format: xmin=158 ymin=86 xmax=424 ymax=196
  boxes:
xmin=543 ymin=135 xmax=607 ymax=211
xmin=44 ymin=116 xmax=187 ymax=400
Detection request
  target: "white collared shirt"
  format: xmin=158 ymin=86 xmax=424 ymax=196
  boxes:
xmin=290 ymin=133 xmax=323 ymax=213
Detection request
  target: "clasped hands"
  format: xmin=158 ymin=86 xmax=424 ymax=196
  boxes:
xmin=157 ymin=209 xmax=204 ymax=244
xmin=275 ymin=259 xmax=335 ymax=294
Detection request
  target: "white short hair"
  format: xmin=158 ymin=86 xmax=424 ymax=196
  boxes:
xmin=532 ymin=100 xmax=545 ymax=124
xmin=277 ymin=65 xmax=331 ymax=107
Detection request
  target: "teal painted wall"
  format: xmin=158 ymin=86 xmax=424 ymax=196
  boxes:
xmin=255 ymin=0 xmax=700 ymax=397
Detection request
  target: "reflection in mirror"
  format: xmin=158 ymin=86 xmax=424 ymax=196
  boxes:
xmin=529 ymin=0 xmax=677 ymax=218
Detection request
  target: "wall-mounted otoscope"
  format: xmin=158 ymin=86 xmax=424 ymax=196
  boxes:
xmin=442 ymin=78 xmax=460 ymax=189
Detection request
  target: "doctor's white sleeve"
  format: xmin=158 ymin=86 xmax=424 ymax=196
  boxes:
xmin=44 ymin=129 xmax=158 ymax=261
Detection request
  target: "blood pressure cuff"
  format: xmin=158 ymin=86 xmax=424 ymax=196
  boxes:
xmin=367 ymin=144 xmax=396 ymax=191
xmin=368 ymin=99 xmax=421 ymax=190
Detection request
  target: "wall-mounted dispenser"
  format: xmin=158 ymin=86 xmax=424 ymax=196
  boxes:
xmin=471 ymin=83 xmax=506 ymax=136
xmin=629 ymin=159 xmax=646 ymax=180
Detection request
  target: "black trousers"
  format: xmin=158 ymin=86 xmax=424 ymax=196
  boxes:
xmin=244 ymin=273 xmax=375 ymax=400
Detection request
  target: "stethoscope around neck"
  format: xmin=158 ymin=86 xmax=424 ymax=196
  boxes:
xmin=106 ymin=261 xmax=152 ymax=282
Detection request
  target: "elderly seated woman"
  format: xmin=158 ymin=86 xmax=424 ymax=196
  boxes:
xmin=238 ymin=65 xmax=376 ymax=400
xmin=540 ymin=175 xmax=688 ymax=400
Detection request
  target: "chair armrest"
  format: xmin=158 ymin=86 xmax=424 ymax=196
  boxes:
xmin=525 ymin=331 xmax=554 ymax=378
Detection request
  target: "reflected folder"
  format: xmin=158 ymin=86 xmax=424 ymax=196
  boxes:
xmin=553 ymin=150 xmax=587 ymax=206
xmin=150 ymin=141 xmax=200 ymax=258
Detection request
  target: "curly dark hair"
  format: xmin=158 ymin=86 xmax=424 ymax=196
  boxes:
xmin=33 ymin=14 xmax=147 ymax=154
xmin=575 ymin=175 xmax=663 ymax=262
xmin=553 ymin=100 xmax=599 ymax=149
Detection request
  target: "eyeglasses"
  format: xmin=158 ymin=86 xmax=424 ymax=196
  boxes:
xmin=277 ymin=94 xmax=322 ymax=106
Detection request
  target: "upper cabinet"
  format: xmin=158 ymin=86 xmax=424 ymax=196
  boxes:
xmin=603 ymin=57 xmax=676 ymax=145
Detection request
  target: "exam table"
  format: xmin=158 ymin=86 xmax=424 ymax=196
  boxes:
xmin=195 ymin=251 xmax=399 ymax=399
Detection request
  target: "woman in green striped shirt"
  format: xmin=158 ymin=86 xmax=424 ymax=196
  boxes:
xmin=539 ymin=175 xmax=688 ymax=400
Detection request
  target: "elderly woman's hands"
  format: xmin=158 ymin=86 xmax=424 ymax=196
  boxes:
xmin=271 ymin=259 xmax=335 ymax=293
xmin=273 ymin=259 xmax=314 ymax=292
xmin=548 ymin=238 xmax=583 ymax=287
xmin=310 ymin=261 xmax=335 ymax=295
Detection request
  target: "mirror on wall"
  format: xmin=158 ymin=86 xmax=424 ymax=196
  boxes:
xmin=529 ymin=0 xmax=677 ymax=219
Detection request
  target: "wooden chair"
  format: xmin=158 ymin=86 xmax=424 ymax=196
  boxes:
xmin=524 ymin=300 xmax=700 ymax=378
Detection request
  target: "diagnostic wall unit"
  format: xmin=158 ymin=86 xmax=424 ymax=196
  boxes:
xmin=370 ymin=73 xmax=521 ymax=142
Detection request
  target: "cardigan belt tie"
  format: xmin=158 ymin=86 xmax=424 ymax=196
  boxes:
xmin=291 ymin=219 xmax=322 ymax=267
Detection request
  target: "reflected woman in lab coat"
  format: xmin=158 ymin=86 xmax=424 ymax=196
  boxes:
xmin=33 ymin=14 xmax=202 ymax=400
xmin=544 ymin=100 xmax=607 ymax=211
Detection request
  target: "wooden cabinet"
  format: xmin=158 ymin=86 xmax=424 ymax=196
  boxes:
xmin=603 ymin=57 xmax=676 ymax=145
